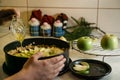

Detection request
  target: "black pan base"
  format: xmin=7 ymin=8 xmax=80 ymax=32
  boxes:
xmin=2 ymin=58 xmax=72 ymax=76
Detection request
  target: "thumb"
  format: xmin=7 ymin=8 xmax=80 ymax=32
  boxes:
xmin=32 ymin=52 xmax=43 ymax=60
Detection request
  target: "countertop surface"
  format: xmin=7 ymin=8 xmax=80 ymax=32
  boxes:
xmin=0 ymin=31 xmax=120 ymax=80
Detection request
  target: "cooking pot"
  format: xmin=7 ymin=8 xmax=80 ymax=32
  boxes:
xmin=3 ymin=37 xmax=70 ymax=75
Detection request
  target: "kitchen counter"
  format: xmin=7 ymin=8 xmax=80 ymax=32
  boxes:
xmin=0 ymin=33 xmax=120 ymax=80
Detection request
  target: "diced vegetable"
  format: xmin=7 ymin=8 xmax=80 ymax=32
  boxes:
xmin=8 ymin=44 xmax=64 ymax=58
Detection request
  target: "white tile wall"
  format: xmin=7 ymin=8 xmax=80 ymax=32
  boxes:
xmin=28 ymin=0 xmax=98 ymax=8
xmin=99 ymin=0 xmax=120 ymax=8
xmin=0 ymin=0 xmax=27 ymax=6
xmin=18 ymin=8 xmax=28 ymax=26
xmin=0 ymin=0 xmax=120 ymax=33
xmin=98 ymin=9 xmax=120 ymax=33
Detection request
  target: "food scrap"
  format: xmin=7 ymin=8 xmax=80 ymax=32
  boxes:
xmin=73 ymin=62 xmax=90 ymax=75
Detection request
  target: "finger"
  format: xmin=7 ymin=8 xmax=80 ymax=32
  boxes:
xmin=47 ymin=55 xmax=64 ymax=64
xmin=31 ymin=52 xmax=43 ymax=61
xmin=13 ymin=8 xmax=20 ymax=17
xmin=53 ymin=58 xmax=66 ymax=70
xmin=53 ymin=64 xmax=65 ymax=76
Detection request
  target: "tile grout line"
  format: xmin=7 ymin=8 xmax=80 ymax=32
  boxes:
xmin=96 ymin=0 xmax=99 ymax=28
xmin=0 ymin=6 xmax=120 ymax=10
xmin=26 ymin=0 xmax=29 ymax=26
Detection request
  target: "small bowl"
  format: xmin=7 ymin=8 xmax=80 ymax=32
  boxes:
xmin=69 ymin=59 xmax=112 ymax=80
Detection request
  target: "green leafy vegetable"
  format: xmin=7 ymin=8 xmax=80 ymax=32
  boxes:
xmin=64 ymin=17 xmax=106 ymax=41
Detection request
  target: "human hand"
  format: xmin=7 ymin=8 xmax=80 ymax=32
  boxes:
xmin=4 ymin=52 xmax=66 ymax=80
xmin=0 ymin=8 xmax=20 ymax=25
xmin=22 ymin=52 xmax=66 ymax=80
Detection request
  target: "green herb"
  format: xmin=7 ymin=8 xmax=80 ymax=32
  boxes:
xmin=64 ymin=17 xmax=106 ymax=41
